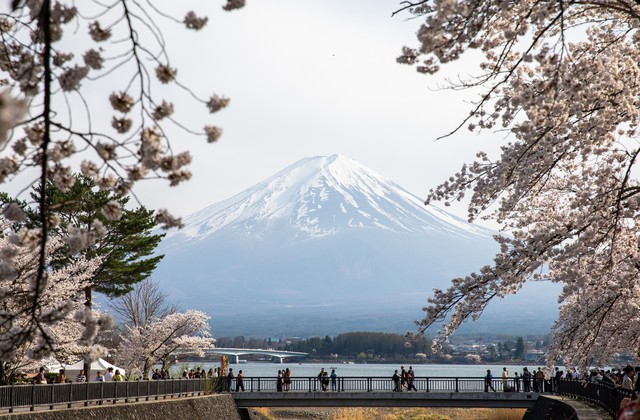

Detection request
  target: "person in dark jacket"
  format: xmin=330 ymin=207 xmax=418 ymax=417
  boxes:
xmin=227 ymin=368 xmax=235 ymax=391
xmin=392 ymin=370 xmax=400 ymax=392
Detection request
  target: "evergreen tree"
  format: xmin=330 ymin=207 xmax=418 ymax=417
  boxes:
xmin=23 ymin=176 xmax=165 ymax=303
xmin=487 ymin=344 xmax=496 ymax=361
xmin=514 ymin=337 xmax=526 ymax=359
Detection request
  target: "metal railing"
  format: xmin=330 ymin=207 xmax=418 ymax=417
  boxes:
xmin=225 ymin=376 xmax=535 ymax=393
xmin=0 ymin=378 xmax=224 ymax=413
xmin=556 ymin=378 xmax=636 ymax=417
xmin=2 ymin=376 xmax=629 ymax=414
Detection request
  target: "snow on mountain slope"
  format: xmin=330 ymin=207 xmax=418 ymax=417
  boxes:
xmin=164 ymin=154 xmax=494 ymax=244
xmin=152 ymin=154 xmax=560 ymax=337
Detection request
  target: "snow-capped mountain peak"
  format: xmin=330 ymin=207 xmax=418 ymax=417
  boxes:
xmin=166 ymin=154 xmax=492 ymax=242
xmin=152 ymin=155 xmax=559 ymax=338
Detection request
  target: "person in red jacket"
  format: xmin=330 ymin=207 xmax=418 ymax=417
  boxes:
xmin=235 ymin=370 xmax=245 ymax=392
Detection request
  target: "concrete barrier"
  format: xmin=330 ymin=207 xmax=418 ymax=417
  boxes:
xmin=0 ymin=394 xmax=241 ymax=420
xmin=523 ymin=395 xmax=609 ymax=420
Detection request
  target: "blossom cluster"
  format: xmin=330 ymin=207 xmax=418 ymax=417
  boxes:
xmin=117 ymin=310 xmax=214 ymax=379
xmin=0 ymin=234 xmax=109 ymax=374
xmin=0 ymin=1 xmax=243 ymax=368
xmin=398 ymin=0 xmax=640 ymax=370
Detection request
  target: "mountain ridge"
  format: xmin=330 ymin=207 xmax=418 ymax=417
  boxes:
xmin=163 ymin=154 xmax=495 ymax=244
xmin=152 ymin=154 xmax=559 ymax=337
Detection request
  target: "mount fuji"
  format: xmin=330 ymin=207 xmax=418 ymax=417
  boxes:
xmin=152 ymin=155 xmax=559 ymax=337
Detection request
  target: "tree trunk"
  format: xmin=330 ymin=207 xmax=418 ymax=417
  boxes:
xmin=0 ymin=361 xmax=6 ymax=385
xmin=83 ymin=286 xmax=92 ymax=381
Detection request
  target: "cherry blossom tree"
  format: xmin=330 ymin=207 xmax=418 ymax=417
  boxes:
xmin=116 ymin=310 xmax=213 ymax=379
xmin=0 ymin=1 xmax=241 ymax=366
xmin=0 ymin=234 xmax=110 ymax=383
xmin=397 ymin=1 xmax=640 ymax=369
xmin=109 ymin=278 xmax=177 ymax=328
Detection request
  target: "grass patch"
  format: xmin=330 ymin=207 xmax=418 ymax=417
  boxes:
xmin=254 ymin=407 xmax=526 ymax=420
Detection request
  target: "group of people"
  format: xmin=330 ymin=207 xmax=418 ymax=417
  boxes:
xmin=275 ymin=368 xmax=292 ymax=392
xmin=34 ymin=366 xmax=124 ymax=384
xmin=314 ymin=368 xmax=338 ymax=392
xmin=226 ymin=368 xmax=245 ymax=392
xmin=179 ymin=367 xmax=222 ymax=380
xmin=584 ymin=365 xmax=640 ymax=392
xmin=485 ymin=367 xmax=548 ymax=392
xmin=391 ymin=366 xmax=417 ymax=392
xmin=484 ymin=365 xmax=640 ymax=394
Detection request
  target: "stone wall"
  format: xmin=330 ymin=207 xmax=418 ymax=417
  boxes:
xmin=1 ymin=394 xmax=241 ymax=420
xmin=523 ymin=395 xmax=608 ymax=420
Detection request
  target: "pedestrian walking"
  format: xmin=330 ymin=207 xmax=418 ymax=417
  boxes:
xmin=523 ymin=368 xmax=531 ymax=392
xmin=485 ymin=369 xmax=496 ymax=392
xmin=283 ymin=368 xmax=291 ymax=391
xmin=227 ymin=368 xmax=235 ymax=391
xmin=392 ymin=369 xmax=400 ymax=392
xmin=502 ymin=367 xmax=509 ymax=392
xmin=407 ymin=366 xmax=417 ymax=391
xmin=236 ymin=370 xmax=245 ymax=392
xmin=330 ymin=369 xmax=337 ymax=392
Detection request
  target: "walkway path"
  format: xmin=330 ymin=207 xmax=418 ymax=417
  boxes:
xmin=545 ymin=395 xmax=610 ymax=420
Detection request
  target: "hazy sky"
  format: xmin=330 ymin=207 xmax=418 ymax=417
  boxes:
xmin=145 ymin=0 xmax=507 ymax=221
xmin=15 ymin=1 xmax=505 ymax=222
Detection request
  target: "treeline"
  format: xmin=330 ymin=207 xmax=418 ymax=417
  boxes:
xmin=216 ymin=332 xmax=430 ymax=359
xmin=482 ymin=336 xmax=550 ymax=362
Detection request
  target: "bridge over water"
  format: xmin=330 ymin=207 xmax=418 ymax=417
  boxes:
xmin=228 ymin=376 xmax=620 ymax=418
xmin=205 ymin=348 xmax=308 ymax=363
xmin=0 ymin=377 xmax=621 ymax=418
xmin=229 ymin=376 xmax=538 ymax=409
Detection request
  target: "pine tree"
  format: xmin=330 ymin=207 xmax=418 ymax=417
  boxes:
xmin=514 ymin=337 xmax=525 ymax=359
xmin=25 ymin=176 xmax=165 ymax=303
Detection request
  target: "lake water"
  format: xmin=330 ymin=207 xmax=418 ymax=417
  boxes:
xmin=176 ymin=362 xmax=547 ymax=378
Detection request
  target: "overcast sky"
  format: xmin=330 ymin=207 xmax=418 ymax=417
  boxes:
xmin=11 ymin=1 xmax=504 ymax=222
xmin=145 ymin=0 xmax=507 ymax=221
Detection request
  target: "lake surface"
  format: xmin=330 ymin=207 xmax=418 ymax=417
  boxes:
xmin=176 ymin=362 xmax=549 ymax=378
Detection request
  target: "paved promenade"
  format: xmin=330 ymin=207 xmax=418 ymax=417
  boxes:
xmin=545 ymin=395 xmax=610 ymax=420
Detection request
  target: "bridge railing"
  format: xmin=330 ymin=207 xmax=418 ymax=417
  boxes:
xmin=5 ymin=376 xmax=625 ymax=413
xmin=228 ymin=376 xmax=531 ymax=393
xmin=555 ymin=378 xmax=636 ymax=417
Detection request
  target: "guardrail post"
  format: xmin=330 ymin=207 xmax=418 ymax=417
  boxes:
xmin=84 ymin=381 xmax=89 ymax=406
xmin=68 ymin=383 xmax=73 ymax=408
xmin=9 ymin=383 xmax=14 ymax=413
xmin=426 ymin=378 xmax=429 ymax=393
xmin=49 ymin=382 xmax=54 ymax=410
xmin=367 ymin=378 xmax=372 ymax=392
xmin=136 ymin=380 xmax=140 ymax=402
xmin=455 ymin=378 xmax=459 ymax=393
xmin=341 ymin=377 xmax=344 ymax=392
xmin=99 ymin=380 xmax=104 ymax=405
xmin=30 ymin=383 xmax=35 ymax=411
xmin=308 ymin=378 xmax=312 ymax=392
xmin=113 ymin=381 xmax=117 ymax=404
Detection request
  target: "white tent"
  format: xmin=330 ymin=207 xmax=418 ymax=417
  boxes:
xmin=46 ymin=358 xmax=125 ymax=380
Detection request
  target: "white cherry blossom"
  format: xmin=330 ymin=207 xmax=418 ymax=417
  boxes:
xmin=397 ymin=0 xmax=640 ymax=370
